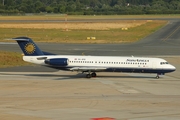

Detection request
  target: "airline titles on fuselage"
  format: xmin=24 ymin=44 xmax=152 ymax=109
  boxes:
xmin=126 ymin=59 xmax=150 ymax=62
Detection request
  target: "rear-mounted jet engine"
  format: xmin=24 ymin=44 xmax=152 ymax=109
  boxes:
xmin=45 ymin=58 xmax=68 ymax=66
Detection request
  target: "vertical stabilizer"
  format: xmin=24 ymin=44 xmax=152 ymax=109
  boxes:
xmin=12 ymin=37 xmax=44 ymax=56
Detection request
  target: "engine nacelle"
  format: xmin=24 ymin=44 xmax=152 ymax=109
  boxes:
xmin=44 ymin=58 xmax=68 ymax=66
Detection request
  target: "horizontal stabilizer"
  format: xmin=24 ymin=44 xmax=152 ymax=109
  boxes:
xmin=6 ymin=38 xmax=30 ymax=41
xmin=37 ymin=57 xmax=47 ymax=60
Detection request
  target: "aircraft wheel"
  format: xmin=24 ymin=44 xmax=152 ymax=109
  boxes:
xmin=156 ymin=75 xmax=160 ymax=79
xmin=86 ymin=74 xmax=92 ymax=78
xmin=91 ymin=72 xmax=97 ymax=77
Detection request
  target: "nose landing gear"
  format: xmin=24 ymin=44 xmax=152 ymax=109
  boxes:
xmin=156 ymin=73 xmax=164 ymax=79
xmin=156 ymin=74 xmax=160 ymax=79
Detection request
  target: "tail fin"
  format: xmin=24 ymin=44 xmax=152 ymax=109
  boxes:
xmin=11 ymin=37 xmax=44 ymax=56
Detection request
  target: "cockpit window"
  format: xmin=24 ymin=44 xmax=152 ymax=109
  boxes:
xmin=160 ymin=62 xmax=169 ymax=65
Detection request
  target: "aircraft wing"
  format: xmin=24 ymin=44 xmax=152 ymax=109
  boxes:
xmin=69 ymin=67 xmax=107 ymax=72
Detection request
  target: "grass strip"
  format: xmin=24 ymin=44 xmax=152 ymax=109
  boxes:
xmin=0 ymin=15 xmax=180 ymax=20
xmin=0 ymin=20 xmax=167 ymax=43
xmin=0 ymin=51 xmax=31 ymax=68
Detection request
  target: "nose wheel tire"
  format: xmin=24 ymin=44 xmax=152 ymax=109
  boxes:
xmin=156 ymin=74 xmax=160 ymax=79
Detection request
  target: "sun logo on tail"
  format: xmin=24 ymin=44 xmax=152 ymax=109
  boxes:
xmin=25 ymin=43 xmax=36 ymax=54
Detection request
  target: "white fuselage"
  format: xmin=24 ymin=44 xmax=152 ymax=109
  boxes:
xmin=23 ymin=55 xmax=176 ymax=74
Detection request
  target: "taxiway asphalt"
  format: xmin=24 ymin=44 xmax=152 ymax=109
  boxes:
xmin=0 ymin=69 xmax=180 ymax=120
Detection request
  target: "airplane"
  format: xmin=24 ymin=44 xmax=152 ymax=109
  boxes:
xmin=9 ymin=37 xmax=176 ymax=79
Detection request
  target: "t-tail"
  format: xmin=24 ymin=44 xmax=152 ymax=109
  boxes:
xmin=11 ymin=37 xmax=44 ymax=56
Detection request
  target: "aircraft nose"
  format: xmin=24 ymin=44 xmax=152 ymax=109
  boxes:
xmin=171 ymin=65 xmax=176 ymax=71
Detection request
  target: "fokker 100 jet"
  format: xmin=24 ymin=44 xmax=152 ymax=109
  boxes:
xmin=10 ymin=37 xmax=176 ymax=79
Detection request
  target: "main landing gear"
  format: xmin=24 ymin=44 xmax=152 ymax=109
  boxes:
xmin=86 ymin=72 xmax=97 ymax=78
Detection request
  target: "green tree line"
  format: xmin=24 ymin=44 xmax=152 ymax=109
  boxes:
xmin=0 ymin=0 xmax=180 ymax=15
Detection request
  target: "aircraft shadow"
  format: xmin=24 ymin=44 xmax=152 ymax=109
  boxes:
xmin=0 ymin=72 xmax=157 ymax=80
xmin=25 ymin=73 xmax=156 ymax=79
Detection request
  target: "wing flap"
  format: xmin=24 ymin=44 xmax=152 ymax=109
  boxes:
xmin=70 ymin=67 xmax=106 ymax=71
